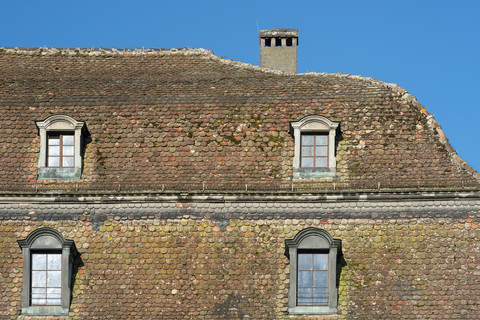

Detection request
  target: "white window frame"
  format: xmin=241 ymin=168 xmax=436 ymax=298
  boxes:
xmin=36 ymin=115 xmax=85 ymax=180
xmin=17 ymin=227 xmax=78 ymax=316
xmin=285 ymin=227 xmax=342 ymax=315
xmin=290 ymin=115 xmax=339 ymax=178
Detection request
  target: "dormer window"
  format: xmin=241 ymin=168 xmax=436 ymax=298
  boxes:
xmin=291 ymin=115 xmax=339 ymax=179
xmin=36 ymin=115 xmax=88 ymax=180
xmin=17 ymin=227 xmax=79 ymax=316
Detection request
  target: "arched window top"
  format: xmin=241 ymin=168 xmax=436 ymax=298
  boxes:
xmin=290 ymin=115 xmax=339 ymax=132
xmin=17 ymin=227 xmax=77 ymax=253
xmin=285 ymin=227 xmax=341 ymax=258
xmin=36 ymin=114 xmax=84 ymax=131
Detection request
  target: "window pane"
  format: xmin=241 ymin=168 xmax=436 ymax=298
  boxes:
xmin=315 ymin=157 xmax=328 ymax=168
xmin=301 ymin=157 xmax=314 ymax=168
xmin=297 ymin=288 xmax=312 ymax=305
xmin=301 ymin=135 xmax=314 ymax=145
xmin=298 ymin=271 xmax=313 ymax=287
xmin=48 ymin=146 xmax=60 ymax=156
xmin=32 ymin=254 xmax=46 ymax=270
xmin=32 ymin=271 xmax=46 ymax=287
xmin=63 ymin=157 xmax=74 ymax=167
xmin=313 ymin=288 xmax=328 ymax=305
xmin=46 ymin=298 xmax=61 ymax=305
xmin=48 ymin=157 xmax=59 ymax=167
xmin=47 ymin=254 xmax=62 ymax=270
xmin=316 ymin=135 xmax=328 ymax=145
xmin=47 ymin=271 xmax=61 ymax=287
xmin=313 ymin=271 xmax=328 ymax=287
xmin=314 ymin=254 xmax=328 ymax=270
xmin=32 ymin=288 xmax=46 ymax=299
xmin=298 ymin=253 xmax=313 ymax=270
xmin=63 ymin=146 xmax=74 ymax=156
xmin=316 ymin=146 xmax=327 ymax=157
xmin=63 ymin=135 xmax=74 ymax=145
xmin=48 ymin=137 xmax=60 ymax=145
xmin=32 ymin=298 xmax=47 ymax=305
xmin=47 ymin=287 xmax=62 ymax=299
xmin=302 ymin=146 xmax=313 ymax=157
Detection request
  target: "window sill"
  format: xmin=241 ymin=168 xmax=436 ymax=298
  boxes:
xmin=293 ymin=167 xmax=336 ymax=179
xmin=38 ymin=167 xmax=82 ymax=180
xmin=289 ymin=306 xmax=338 ymax=315
xmin=22 ymin=305 xmax=69 ymax=316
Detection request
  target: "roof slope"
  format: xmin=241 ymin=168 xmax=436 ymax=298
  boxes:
xmin=0 ymin=48 xmax=477 ymax=192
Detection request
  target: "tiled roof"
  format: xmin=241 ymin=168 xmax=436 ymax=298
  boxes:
xmin=0 ymin=47 xmax=478 ymax=192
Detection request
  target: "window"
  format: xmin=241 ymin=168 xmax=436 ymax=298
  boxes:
xmin=47 ymin=133 xmax=75 ymax=168
xmin=290 ymin=115 xmax=339 ymax=178
xmin=285 ymin=228 xmax=342 ymax=315
xmin=17 ymin=227 xmax=79 ymax=316
xmin=36 ymin=115 xmax=88 ymax=180
xmin=31 ymin=252 xmax=62 ymax=305
xmin=300 ymin=133 xmax=328 ymax=168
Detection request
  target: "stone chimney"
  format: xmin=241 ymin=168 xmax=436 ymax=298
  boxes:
xmin=260 ymin=28 xmax=298 ymax=74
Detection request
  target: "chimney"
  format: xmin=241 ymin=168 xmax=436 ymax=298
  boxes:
xmin=260 ymin=28 xmax=298 ymax=74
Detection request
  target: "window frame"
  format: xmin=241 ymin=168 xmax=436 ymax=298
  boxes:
xmin=36 ymin=115 xmax=86 ymax=180
xmin=17 ymin=227 xmax=78 ymax=316
xmin=47 ymin=132 xmax=75 ymax=168
xmin=300 ymin=133 xmax=329 ymax=168
xmin=290 ymin=115 xmax=339 ymax=179
xmin=30 ymin=250 xmax=63 ymax=306
xmin=285 ymin=227 xmax=341 ymax=315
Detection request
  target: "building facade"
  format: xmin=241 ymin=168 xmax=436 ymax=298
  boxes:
xmin=0 ymin=38 xmax=479 ymax=319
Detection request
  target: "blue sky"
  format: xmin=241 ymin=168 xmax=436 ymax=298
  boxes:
xmin=2 ymin=0 xmax=479 ymax=172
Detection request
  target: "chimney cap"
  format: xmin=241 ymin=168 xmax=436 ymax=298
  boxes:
xmin=260 ymin=29 xmax=298 ymax=38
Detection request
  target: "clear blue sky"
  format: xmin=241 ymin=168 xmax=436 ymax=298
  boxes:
xmin=2 ymin=0 xmax=479 ymax=172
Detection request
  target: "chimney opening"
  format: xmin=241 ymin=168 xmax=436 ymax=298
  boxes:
xmin=275 ymin=38 xmax=282 ymax=47
xmin=286 ymin=38 xmax=293 ymax=47
xmin=265 ymin=38 xmax=272 ymax=47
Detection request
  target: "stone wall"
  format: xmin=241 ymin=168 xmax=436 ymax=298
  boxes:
xmin=0 ymin=200 xmax=479 ymax=319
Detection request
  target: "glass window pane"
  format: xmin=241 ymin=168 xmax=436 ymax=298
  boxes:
xmin=63 ymin=157 xmax=74 ymax=167
xmin=47 ymin=287 xmax=62 ymax=299
xmin=313 ymin=288 xmax=328 ymax=305
xmin=32 ymin=288 xmax=46 ymax=299
xmin=314 ymin=254 xmax=328 ymax=270
xmin=313 ymin=271 xmax=328 ymax=287
xmin=46 ymin=298 xmax=61 ymax=305
xmin=32 ymin=271 xmax=46 ymax=287
xmin=301 ymin=135 xmax=314 ymax=145
xmin=316 ymin=135 xmax=328 ymax=145
xmin=316 ymin=146 xmax=327 ymax=157
xmin=48 ymin=146 xmax=60 ymax=156
xmin=48 ymin=137 xmax=60 ymax=145
xmin=63 ymin=135 xmax=74 ymax=145
xmin=298 ymin=271 xmax=313 ymax=287
xmin=301 ymin=157 xmax=314 ymax=168
xmin=297 ymin=288 xmax=312 ymax=305
xmin=32 ymin=254 xmax=46 ymax=270
xmin=47 ymin=271 xmax=61 ymax=287
xmin=47 ymin=254 xmax=62 ymax=271
xmin=32 ymin=298 xmax=47 ymax=305
xmin=315 ymin=157 xmax=328 ymax=168
xmin=48 ymin=157 xmax=59 ymax=167
xmin=298 ymin=253 xmax=313 ymax=270
xmin=63 ymin=146 xmax=74 ymax=156
xmin=302 ymin=146 xmax=313 ymax=157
